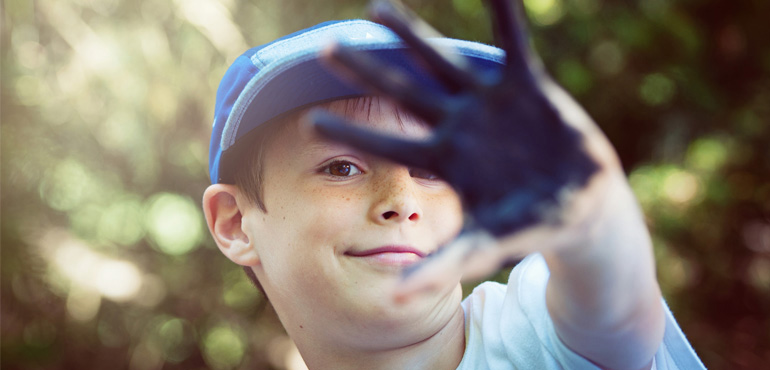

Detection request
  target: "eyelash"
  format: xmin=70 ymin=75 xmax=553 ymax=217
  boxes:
xmin=319 ymin=159 xmax=441 ymax=182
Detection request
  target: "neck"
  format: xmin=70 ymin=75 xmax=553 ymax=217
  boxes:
xmin=296 ymin=306 xmax=466 ymax=370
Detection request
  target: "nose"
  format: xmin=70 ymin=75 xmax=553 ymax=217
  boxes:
xmin=369 ymin=167 xmax=422 ymax=225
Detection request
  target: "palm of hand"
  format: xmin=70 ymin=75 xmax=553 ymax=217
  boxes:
xmin=428 ymin=75 xmax=600 ymax=237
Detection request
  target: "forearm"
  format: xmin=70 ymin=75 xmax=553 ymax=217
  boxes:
xmin=542 ymin=171 xmax=665 ymax=370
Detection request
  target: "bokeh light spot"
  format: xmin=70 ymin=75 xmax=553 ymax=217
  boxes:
xmin=743 ymin=221 xmax=770 ymax=254
xmin=663 ymin=170 xmax=700 ymax=204
xmin=588 ymin=40 xmax=625 ymax=76
xmin=155 ymin=317 xmax=195 ymax=363
xmin=96 ymin=196 xmax=145 ymax=245
xmin=40 ymin=159 xmax=100 ymax=211
xmin=202 ymin=325 xmax=246 ymax=370
xmin=639 ymin=73 xmax=676 ymax=106
xmin=16 ymin=40 xmax=48 ymax=69
xmin=94 ymin=260 xmax=143 ymax=301
xmin=145 ymin=193 xmax=203 ymax=255
xmin=523 ymin=0 xmax=565 ymax=26
xmin=42 ymin=230 xmax=146 ymax=306
xmin=686 ymin=137 xmax=728 ymax=173
xmin=69 ymin=204 xmax=104 ymax=241
xmin=15 ymin=74 xmax=48 ymax=106
xmin=747 ymin=259 xmax=770 ymax=292
xmin=556 ymin=59 xmax=592 ymax=95
xmin=96 ymin=111 xmax=145 ymax=153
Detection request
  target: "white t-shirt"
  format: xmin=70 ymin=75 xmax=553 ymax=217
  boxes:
xmin=457 ymin=253 xmax=706 ymax=369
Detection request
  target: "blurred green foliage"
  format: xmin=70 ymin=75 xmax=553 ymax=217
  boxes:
xmin=2 ymin=0 xmax=769 ymax=369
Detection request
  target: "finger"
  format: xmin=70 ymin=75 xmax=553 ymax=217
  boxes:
xmin=486 ymin=0 xmax=532 ymax=74
xmin=393 ymin=232 xmax=474 ymax=303
xmin=309 ymin=109 xmax=442 ymax=170
xmin=370 ymin=0 xmax=481 ymax=92
xmin=321 ymin=43 xmax=448 ymax=123
xmin=455 ymin=230 xmax=511 ymax=282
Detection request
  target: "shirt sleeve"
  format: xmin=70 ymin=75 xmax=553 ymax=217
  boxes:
xmin=457 ymin=253 xmax=706 ymax=370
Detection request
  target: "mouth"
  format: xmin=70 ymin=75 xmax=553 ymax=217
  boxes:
xmin=344 ymin=246 xmax=426 ymax=267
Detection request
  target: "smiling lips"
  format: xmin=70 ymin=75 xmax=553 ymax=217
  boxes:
xmin=345 ymin=246 xmax=426 ymax=266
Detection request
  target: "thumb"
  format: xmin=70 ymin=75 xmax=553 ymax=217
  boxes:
xmin=392 ymin=230 xmax=498 ymax=303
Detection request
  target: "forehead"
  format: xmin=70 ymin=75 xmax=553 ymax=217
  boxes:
xmin=321 ymin=97 xmax=428 ymax=134
xmin=272 ymin=97 xmax=431 ymax=151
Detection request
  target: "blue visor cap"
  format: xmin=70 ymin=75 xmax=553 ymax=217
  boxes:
xmin=209 ymin=19 xmax=505 ymax=184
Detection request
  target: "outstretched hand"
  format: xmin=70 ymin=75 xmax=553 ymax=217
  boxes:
xmin=311 ymin=0 xmax=622 ymax=298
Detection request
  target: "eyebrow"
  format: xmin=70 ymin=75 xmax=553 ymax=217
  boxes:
xmin=299 ymin=137 xmax=358 ymax=163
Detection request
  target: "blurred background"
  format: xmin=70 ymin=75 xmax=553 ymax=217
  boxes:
xmin=1 ymin=0 xmax=768 ymax=369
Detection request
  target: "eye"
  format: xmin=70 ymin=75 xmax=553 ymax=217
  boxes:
xmin=324 ymin=160 xmax=363 ymax=177
xmin=409 ymin=167 xmax=440 ymax=180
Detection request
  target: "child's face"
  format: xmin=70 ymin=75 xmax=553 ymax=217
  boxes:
xmin=240 ymin=99 xmax=464 ymax=350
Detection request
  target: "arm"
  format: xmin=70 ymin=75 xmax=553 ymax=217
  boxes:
xmin=542 ymin=170 xmax=664 ymax=370
xmin=506 ymin=76 xmax=666 ymax=369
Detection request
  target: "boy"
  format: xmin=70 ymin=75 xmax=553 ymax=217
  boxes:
xmin=202 ymin=0 xmax=705 ymax=369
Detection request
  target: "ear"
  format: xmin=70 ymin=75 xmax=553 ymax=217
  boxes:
xmin=202 ymin=184 xmax=260 ymax=266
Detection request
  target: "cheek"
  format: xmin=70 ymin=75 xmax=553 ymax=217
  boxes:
xmin=428 ymin=190 xmax=464 ymax=242
xmin=267 ymin=185 xmax=367 ymax=251
xmin=259 ymin=188 xmax=365 ymax=294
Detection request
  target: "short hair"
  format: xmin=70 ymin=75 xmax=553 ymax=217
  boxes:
xmin=232 ymin=96 xmax=420 ymax=297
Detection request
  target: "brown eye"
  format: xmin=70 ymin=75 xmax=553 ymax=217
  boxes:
xmin=330 ymin=162 xmax=351 ymax=176
xmin=324 ymin=161 xmax=362 ymax=177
